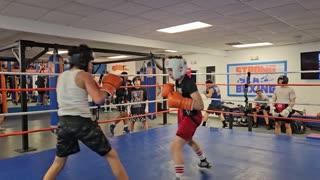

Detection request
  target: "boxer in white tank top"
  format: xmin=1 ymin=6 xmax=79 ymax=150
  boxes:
xmin=44 ymin=44 xmax=128 ymax=180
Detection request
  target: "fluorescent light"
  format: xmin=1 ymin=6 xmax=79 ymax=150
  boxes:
xmin=232 ymin=42 xmax=273 ymax=48
xmin=165 ymin=50 xmax=178 ymax=53
xmin=108 ymin=55 xmax=129 ymax=59
xmin=157 ymin=21 xmax=212 ymax=33
xmin=46 ymin=50 xmax=68 ymax=55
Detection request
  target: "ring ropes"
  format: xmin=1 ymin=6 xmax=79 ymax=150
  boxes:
xmin=2 ymin=99 xmax=320 ymax=138
xmin=1 ymin=71 xmax=320 ymax=137
xmin=2 ymin=94 xmax=320 ymax=138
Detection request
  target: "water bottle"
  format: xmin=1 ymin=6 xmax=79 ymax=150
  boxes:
xmin=303 ymin=108 xmax=306 ymax=116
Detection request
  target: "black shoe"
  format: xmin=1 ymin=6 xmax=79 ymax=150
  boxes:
xmin=123 ymin=127 xmax=130 ymax=134
xmin=202 ymin=121 xmax=207 ymax=127
xmin=266 ymin=124 xmax=271 ymax=130
xmin=198 ymin=158 xmax=212 ymax=168
xmin=109 ymin=124 xmax=116 ymax=135
xmin=253 ymin=123 xmax=258 ymax=128
xmin=222 ymin=121 xmax=227 ymax=128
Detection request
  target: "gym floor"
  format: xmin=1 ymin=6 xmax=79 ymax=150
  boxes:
xmin=1 ymin=109 xmax=319 ymax=159
xmin=1 ymin=110 xmax=320 ymax=180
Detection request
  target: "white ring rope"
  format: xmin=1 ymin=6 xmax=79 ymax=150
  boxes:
xmin=206 ymin=98 xmax=320 ymax=107
xmin=1 ymin=109 xmax=58 ymax=117
xmin=0 ymin=71 xmax=61 ymax=76
xmin=4 ymin=95 xmax=317 ymax=117
xmin=3 ymin=96 xmax=319 ymax=117
xmin=103 ymin=99 xmax=166 ymax=108
xmin=2 ymin=99 xmax=167 ymax=117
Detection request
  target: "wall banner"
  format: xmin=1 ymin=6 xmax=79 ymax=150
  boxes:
xmin=227 ymin=60 xmax=287 ymax=97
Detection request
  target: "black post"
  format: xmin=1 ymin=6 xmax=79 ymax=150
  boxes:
xmin=247 ymin=116 xmax=253 ymax=132
xmin=244 ymin=72 xmax=252 ymax=132
xmin=16 ymin=41 xmax=36 ymax=153
xmin=229 ymin=110 xmax=233 ymax=129
xmin=162 ymin=58 xmax=168 ymax=125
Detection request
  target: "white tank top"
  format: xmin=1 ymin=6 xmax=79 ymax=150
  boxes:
xmin=57 ymin=69 xmax=91 ymax=118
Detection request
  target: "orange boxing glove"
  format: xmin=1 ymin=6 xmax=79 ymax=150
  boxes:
xmin=161 ymin=83 xmax=174 ymax=98
xmin=101 ymin=74 xmax=123 ymax=95
xmin=167 ymin=92 xmax=194 ymax=111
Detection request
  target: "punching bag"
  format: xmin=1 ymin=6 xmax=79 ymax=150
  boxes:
xmin=141 ymin=61 xmax=156 ymax=120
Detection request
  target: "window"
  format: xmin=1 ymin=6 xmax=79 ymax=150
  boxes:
xmin=206 ymin=66 xmax=215 ymax=82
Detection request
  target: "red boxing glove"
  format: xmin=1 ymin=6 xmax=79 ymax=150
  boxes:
xmin=255 ymin=105 xmax=260 ymax=110
xmin=101 ymin=74 xmax=123 ymax=95
xmin=161 ymin=83 xmax=174 ymax=98
xmin=167 ymin=92 xmax=193 ymax=111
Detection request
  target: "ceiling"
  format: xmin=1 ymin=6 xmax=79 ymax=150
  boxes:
xmin=0 ymin=0 xmax=320 ymax=56
xmin=0 ymin=30 xmax=165 ymax=62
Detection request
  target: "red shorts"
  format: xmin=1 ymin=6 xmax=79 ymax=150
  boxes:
xmin=177 ymin=109 xmax=202 ymax=141
xmin=275 ymin=103 xmax=286 ymax=112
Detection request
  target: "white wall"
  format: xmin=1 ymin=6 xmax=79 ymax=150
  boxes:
xmin=184 ymin=42 xmax=320 ymax=115
xmin=183 ymin=54 xmax=226 ymax=114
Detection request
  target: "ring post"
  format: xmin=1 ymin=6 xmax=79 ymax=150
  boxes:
xmin=161 ymin=58 xmax=168 ymax=125
xmin=244 ymin=72 xmax=253 ymax=132
xmin=16 ymin=41 xmax=36 ymax=153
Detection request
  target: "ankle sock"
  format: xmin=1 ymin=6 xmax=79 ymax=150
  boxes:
xmin=196 ymin=149 xmax=205 ymax=161
xmin=175 ymin=165 xmax=184 ymax=178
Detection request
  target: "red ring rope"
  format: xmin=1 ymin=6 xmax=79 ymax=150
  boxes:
xmin=0 ymin=110 xmax=174 ymax=137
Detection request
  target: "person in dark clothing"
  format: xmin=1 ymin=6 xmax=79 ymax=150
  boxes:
xmin=36 ymin=76 xmax=46 ymax=105
xmin=109 ymin=72 xmax=130 ymax=135
xmin=162 ymin=56 xmax=212 ymax=180
xmin=128 ymin=76 xmax=148 ymax=132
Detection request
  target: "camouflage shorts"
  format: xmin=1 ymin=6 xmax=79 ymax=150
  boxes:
xmin=130 ymin=108 xmax=147 ymax=122
xmin=129 ymin=114 xmax=147 ymax=122
xmin=56 ymin=116 xmax=111 ymax=157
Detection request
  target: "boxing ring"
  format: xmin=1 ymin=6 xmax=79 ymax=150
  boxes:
xmin=1 ymin=40 xmax=320 ymax=180
xmin=1 ymin=125 xmax=320 ymax=180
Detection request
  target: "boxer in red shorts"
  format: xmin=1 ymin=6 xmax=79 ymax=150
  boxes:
xmin=162 ymin=56 xmax=212 ymax=180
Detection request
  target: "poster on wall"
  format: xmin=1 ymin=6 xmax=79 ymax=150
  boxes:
xmin=107 ymin=62 xmax=136 ymax=80
xmin=227 ymin=60 xmax=287 ymax=97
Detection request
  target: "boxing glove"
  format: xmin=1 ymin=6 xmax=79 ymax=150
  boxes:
xmin=272 ymin=107 xmax=280 ymax=117
xmin=203 ymin=89 xmax=209 ymax=95
xmin=167 ymin=92 xmax=194 ymax=111
xmin=161 ymin=83 xmax=174 ymax=98
xmin=280 ymin=106 xmax=292 ymax=117
xmin=101 ymin=74 xmax=123 ymax=96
